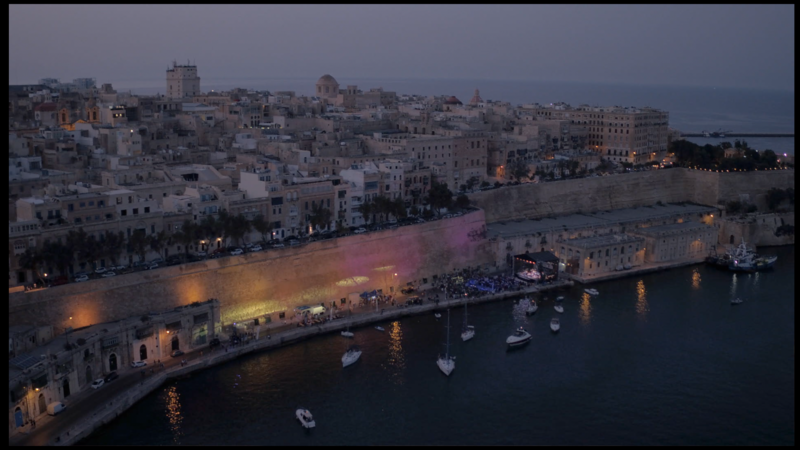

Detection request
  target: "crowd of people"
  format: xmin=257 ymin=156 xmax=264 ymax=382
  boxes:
xmin=430 ymin=267 xmax=526 ymax=301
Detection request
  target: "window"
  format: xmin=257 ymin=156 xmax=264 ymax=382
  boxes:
xmin=79 ymin=202 xmax=85 ymax=207
xmin=133 ymin=208 xmax=139 ymax=215
xmin=121 ymin=210 xmax=127 ymax=216
xmin=68 ymin=204 xmax=74 ymax=212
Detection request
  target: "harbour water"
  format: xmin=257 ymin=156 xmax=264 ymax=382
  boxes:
xmin=80 ymin=246 xmax=794 ymax=446
xmin=112 ymin=78 xmax=795 ymax=155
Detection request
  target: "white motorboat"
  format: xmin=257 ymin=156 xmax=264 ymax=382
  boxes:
xmin=434 ymin=313 xmax=441 ymax=319
xmin=461 ymin=301 xmax=475 ymax=342
xmin=437 ymin=309 xmax=455 ymax=376
xmin=506 ymin=327 xmax=532 ymax=346
xmin=341 ymin=329 xmax=354 ymax=338
xmin=526 ymin=299 xmax=538 ymax=315
xmin=731 ymin=298 xmax=743 ymax=305
xmin=374 ymin=326 xmax=385 ymax=332
xmin=342 ymin=345 xmax=362 ymax=368
xmin=550 ymin=318 xmax=560 ymax=332
xmin=296 ymin=408 xmax=316 ymax=428
xmin=584 ymin=288 xmax=599 ymax=296
xmin=554 ymin=304 xmax=564 ymax=313
xmin=556 ymin=296 xmax=564 ymax=302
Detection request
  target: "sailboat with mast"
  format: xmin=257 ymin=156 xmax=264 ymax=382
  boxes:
xmin=461 ymin=300 xmax=475 ymax=342
xmin=341 ymin=310 xmax=354 ymax=338
xmin=436 ymin=309 xmax=456 ymax=376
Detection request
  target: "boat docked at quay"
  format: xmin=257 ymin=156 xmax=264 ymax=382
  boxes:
xmin=707 ymin=240 xmax=777 ymax=272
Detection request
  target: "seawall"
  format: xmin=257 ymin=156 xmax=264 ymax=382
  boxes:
xmin=9 ymin=210 xmax=495 ymax=331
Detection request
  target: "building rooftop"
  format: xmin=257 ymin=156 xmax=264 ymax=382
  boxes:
xmin=630 ymin=221 xmax=714 ymax=237
xmin=563 ymin=233 xmax=644 ymax=249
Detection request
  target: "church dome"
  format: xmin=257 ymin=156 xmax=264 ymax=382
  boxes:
xmin=444 ymin=95 xmax=462 ymax=105
xmin=316 ymin=74 xmax=339 ymax=86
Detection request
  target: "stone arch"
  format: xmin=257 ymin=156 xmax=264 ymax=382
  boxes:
xmin=109 ymin=353 xmax=118 ymax=371
xmin=729 ymin=234 xmax=735 ymax=244
xmin=85 ymin=365 xmax=93 ymax=384
xmin=139 ymin=344 xmax=147 ymax=360
xmin=38 ymin=393 xmax=46 ymax=415
xmin=171 ymin=335 xmax=180 ymax=351
xmin=63 ymin=377 xmax=71 ymax=398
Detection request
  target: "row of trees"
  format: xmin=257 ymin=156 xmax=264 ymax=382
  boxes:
xmin=669 ymin=139 xmax=787 ymax=171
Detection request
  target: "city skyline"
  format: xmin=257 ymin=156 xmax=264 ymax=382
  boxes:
xmin=9 ymin=4 xmax=795 ymax=92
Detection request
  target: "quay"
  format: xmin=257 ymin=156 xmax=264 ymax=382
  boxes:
xmin=10 ymin=279 xmax=571 ymax=447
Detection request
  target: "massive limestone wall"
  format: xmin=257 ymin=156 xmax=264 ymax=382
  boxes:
xmin=470 ymin=169 xmax=689 ymax=222
xmin=9 ymin=211 xmax=494 ymax=331
xmin=718 ymin=212 xmax=795 ymax=248
xmin=470 ymin=168 xmax=795 ymax=223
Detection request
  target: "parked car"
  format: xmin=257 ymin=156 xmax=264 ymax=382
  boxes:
xmin=104 ymin=372 xmax=119 ymax=383
xmin=209 ymin=338 xmax=221 ymax=347
xmin=195 ymin=251 xmax=207 ymax=258
xmin=131 ymin=361 xmax=147 ymax=368
xmin=272 ymin=243 xmax=285 ymax=248
xmin=114 ymin=264 xmax=128 ymax=271
xmin=147 ymin=263 xmax=159 ymax=270
xmin=101 ymin=271 xmax=116 ymax=278
xmin=149 ymin=258 xmax=164 ymax=265
xmin=251 ymin=245 xmax=263 ymax=252
xmin=47 ymin=402 xmax=66 ymax=416
xmin=288 ymin=240 xmax=300 ymax=246
xmin=171 ymin=349 xmax=185 ymax=358
xmin=354 ymin=227 xmax=367 ymax=234
xmin=50 ymin=276 xmax=69 ymax=287
xmin=230 ymin=248 xmax=244 ymax=256
xmin=400 ymin=286 xmax=416 ymax=295
xmin=387 ymin=219 xmax=397 ymax=225
xmin=74 ymin=275 xmax=89 ymax=283
xmin=94 ymin=267 xmax=107 ymax=274
xmin=90 ymin=378 xmax=105 ymax=390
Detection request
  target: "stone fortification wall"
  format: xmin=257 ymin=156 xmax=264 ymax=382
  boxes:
xmin=9 ymin=211 xmax=494 ymax=331
xmin=470 ymin=169 xmax=689 ymax=223
xmin=470 ymin=168 xmax=795 ymax=223
xmin=718 ymin=212 xmax=795 ymax=248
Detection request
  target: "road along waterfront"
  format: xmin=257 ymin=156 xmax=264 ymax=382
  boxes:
xmin=80 ymin=246 xmax=793 ymax=446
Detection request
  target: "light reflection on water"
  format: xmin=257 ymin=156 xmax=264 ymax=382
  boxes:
xmin=163 ymin=385 xmax=183 ymax=444
xmin=730 ymin=273 xmax=738 ymax=297
xmin=383 ymin=321 xmax=405 ymax=385
xmin=579 ymin=293 xmax=591 ymax=325
xmin=636 ymin=280 xmax=649 ymax=319
xmin=691 ymin=268 xmax=702 ymax=290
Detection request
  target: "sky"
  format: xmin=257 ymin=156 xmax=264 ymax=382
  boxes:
xmin=8 ymin=4 xmax=795 ymax=91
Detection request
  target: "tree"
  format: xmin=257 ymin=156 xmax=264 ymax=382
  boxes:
xmin=510 ymin=159 xmax=530 ymax=182
xmin=101 ymin=231 xmax=125 ymax=266
xmin=766 ymin=188 xmax=787 ymax=212
xmin=357 ymin=200 xmax=373 ymax=225
xmin=18 ymin=247 xmax=44 ymax=283
xmin=421 ymin=207 xmax=435 ymax=220
xmin=426 ymin=180 xmax=453 ymax=215
xmin=173 ymin=220 xmax=198 ymax=255
xmin=309 ymin=202 xmax=333 ymax=231
xmin=480 ymin=180 xmax=490 ymax=188
xmin=725 ymin=200 xmax=743 ymax=215
xmin=252 ymin=214 xmax=274 ymax=242
xmin=392 ymin=197 xmax=408 ymax=219
xmin=128 ymin=229 xmax=149 ymax=262
xmin=454 ymin=194 xmax=470 ymax=209
xmin=41 ymin=241 xmax=73 ymax=277
xmin=227 ymin=214 xmax=251 ymax=246
xmin=465 ymin=176 xmax=480 ymax=191
xmin=409 ymin=205 xmax=420 ymax=217
xmin=149 ymin=230 xmax=169 ymax=260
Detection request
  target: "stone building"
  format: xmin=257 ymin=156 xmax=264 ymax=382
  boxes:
xmin=8 ymin=299 xmax=220 ymax=434
xmin=166 ymin=61 xmax=201 ymax=99
xmin=558 ymin=234 xmax=646 ymax=277
xmin=630 ymin=221 xmax=717 ymax=263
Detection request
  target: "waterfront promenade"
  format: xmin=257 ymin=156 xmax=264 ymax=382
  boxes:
xmin=9 ymin=279 xmax=572 ymax=447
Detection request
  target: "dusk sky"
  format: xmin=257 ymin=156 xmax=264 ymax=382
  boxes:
xmin=9 ymin=4 xmax=794 ymax=91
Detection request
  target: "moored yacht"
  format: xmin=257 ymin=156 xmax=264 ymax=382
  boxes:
xmin=342 ymin=345 xmax=362 ymax=367
xmin=437 ymin=309 xmax=456 ymax=376
xmin=526 ymin=299 xmax=538 ymax=315
xmin=506 ymin=327 xmax=532 ymax=347
xmin=584 ymin=288 xmax=599 ymax=296
xmin=296 ymin=408 xmax=316 ymax=428
xmin=550 ymin=318 xmax=560 ymax=332
xmin=554 ymin=304 xmax=564 ymax=313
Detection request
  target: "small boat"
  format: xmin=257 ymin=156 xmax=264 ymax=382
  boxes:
xmin=554 ymin=304 xmax=564 ymax=313
xmin=342 ymin=345 xmax=362 ymax=367
xmin=342 ymin=312 xmax=354 ymax=337
xmin=506 ymin=327 xmax=532 ymax=347
xmin=525 ymin=300 xmax=538 ymax=315
xmin=555 ymin=296 xmax=564 ymax=302
xmin=296 ymin=408 xmax=316 ymax=428
xmin=550 ymin=318 xmax=560 ymax=332
xmin=374 ymin=326 xmax=385 ymax=332
xmin=584 ymin=288 xmax=599 ymax=296
xmin=434 ymin=313 xmax=441 ymax=319
xmin=731 ymin=298 xmax=743 ymax=305
xmin=437 ymin=309 xmax=455 ymax=376
xmin=461 ymin=301 xmax=475 ymax=342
